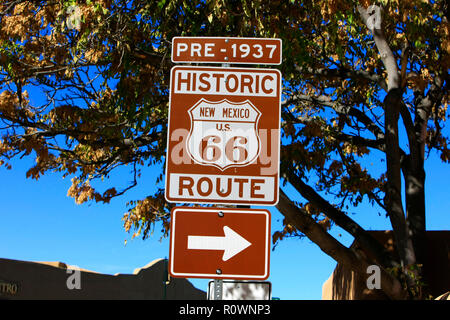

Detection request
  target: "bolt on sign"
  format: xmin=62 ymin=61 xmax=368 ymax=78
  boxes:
xmin=172 ymin=37 xmax=282 ymax=65
xmin=169 ymin=207 xmax=271 ymax=280
xmin=164 ymin=65 xmax=281 ymax=205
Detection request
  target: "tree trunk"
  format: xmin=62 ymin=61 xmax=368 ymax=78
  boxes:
xmin=402 ymin=153 xmax=427 ymax=298
xmin=384 ymin=89 xmax=417 ymax=270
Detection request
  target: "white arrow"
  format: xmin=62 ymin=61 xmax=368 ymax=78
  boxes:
xmin=187 ymin=226 xmax=252 ymax=261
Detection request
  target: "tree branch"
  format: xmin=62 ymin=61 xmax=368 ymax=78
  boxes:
xmin=276 ymin=189 xmax=406 ymax=299
xmin=295 ymin=66 xmax=388 ymax=92
xmin=285 ymin=175 xmax=397 ymax=268
xmin=358 ymin=5 xmax=400 ymax=90
xmin=283 ymin=94 xmax=385 ymax=141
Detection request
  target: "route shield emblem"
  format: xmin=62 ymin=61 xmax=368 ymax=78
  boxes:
xmin=186 ymin=99 xmax=261 ymax=170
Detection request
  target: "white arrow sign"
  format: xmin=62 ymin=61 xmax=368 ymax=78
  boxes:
xmin=187 ymin=226 xmax=252 ymax=261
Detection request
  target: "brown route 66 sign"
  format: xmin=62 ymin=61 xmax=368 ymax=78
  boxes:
xmin=164 ymin=65 xmax=281 ymax=206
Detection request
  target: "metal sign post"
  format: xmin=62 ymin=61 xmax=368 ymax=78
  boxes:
xmin=208 ymin=280 xmax=272 ymax=300
xmin=214 ymin=279 xmax=223 ymax=300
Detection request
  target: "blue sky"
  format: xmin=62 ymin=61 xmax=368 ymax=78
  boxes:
xmin=1 ymin=142 xmax=448 ymax=299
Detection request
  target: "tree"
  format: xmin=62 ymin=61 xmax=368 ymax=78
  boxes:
xmin=0 ymin=0 xmax=448 ymax=299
